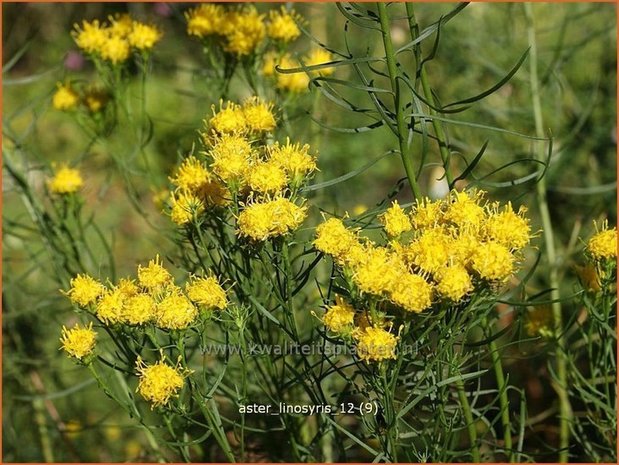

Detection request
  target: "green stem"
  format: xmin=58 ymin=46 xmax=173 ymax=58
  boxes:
xmin=482 ymin=317 xmax=513 ymax=461
xmin=377 ymin=2 xmax=422 ymax=201
xmin=404 ymin=3 xmax=454 ymax=187
xmin=455 ymin=376 xmax=480 ymax=461
xmin=524 ymin=4 xmax=571 ymax=462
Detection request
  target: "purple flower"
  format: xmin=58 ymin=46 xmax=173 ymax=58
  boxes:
xmin=64 ymin=51 xmax=85 ymax=71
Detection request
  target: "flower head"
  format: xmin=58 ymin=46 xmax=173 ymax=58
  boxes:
xmin=267 ymin=138 xmax=317 ymax=180
xmin=63 ymin=274 xmax=105 ymax=307
xmin=274 ymin=54 xmax=309 ymax=92
xmin=323 ymin=296 xmax=355 ymax=333
xmin=406 ymin=227 xmax=451 ymax=273
xmin=137 ymin=255 xmax=172 ymax=290
xmin=314 ymin=218 xmax=360 ymax=265
xmin=353 ymin=247 xmax=404 ymax=296
xmin=208 ymin=101 xmax=247 ymax=135
xmin=242 ymin=98 xmax=276 ymax=133
xmin=169 ymin=190 xmax=205 ymax=225
xmin=47 ymin=164 xmax=83 ymax=195
xmin=305 ymin=48 xmax=334 ymax=76
xmin=122 ymin=293 xmax=156 ymax=325
xmin=247 ymin=160 xmax=288 ymax=194
xmin=471 ymin=242 xmax=514 ymax=281
xmin=72 ymin=20 xmax=108 ymax=54
xmin=185 ymin=276 xmax=228 ymax=310
xmin=185 ymin=4 xmax=226 ymax=38
xmin=96 ymin=288 xmax=125 ymax=325
xmin=128 ymin=21 xmax=162 ymax=50
xmin=155 ymin=289 xmax=198 ymax=329
xmin=108 ymin=13 xmax=133 ymax=38
xmin=60 ymin=322 xmax=97 ymax=360
xmin=267 ymin=7 xmax=301 ymax=43
xmin=389 ymin=273 xmax=433 ymax=313
xmin=444 ymin=190 xmax=485 ymax=230
xmin=136 ymin=355 xmax=188 ymax=408
xmin=435 ymin=265 xmax=473 ymax=303
xmin=353 ymin=326 xmax=398 ymax=363
xmin=380 ymin=200 xmax=412 ymax=238
xmin=484 ymin=202 xmax=531 ymax=250
xmin=170 ymin=156 xmax=211 ymax=193
xmin=100 ymin=33 xmax=131 ymax=64
xmin=411 ymin=198 xmax=443 ymax=230
xmin=223 ymin=7 xmax=266 ymax=56
xmin=587 ymin=221 xmax=617 ymax=261
xmin=209 ymin=133 xmax=254 ymax=185
xmin=237 ymin=198 xmax=307 ymax=241
xmin=53 ymin=83 xmax=79 ymax=111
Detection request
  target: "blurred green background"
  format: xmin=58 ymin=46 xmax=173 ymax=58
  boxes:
xmin=3 ymin=2 xmax=616 ymax=462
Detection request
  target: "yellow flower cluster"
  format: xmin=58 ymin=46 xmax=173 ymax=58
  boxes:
xmin=185 ymin=4 xmax=302 ymax=56
xmin=316 ymin=189 xmax=532 ymax=312
xmin=587 ymin=220 xmax=617 ymax=261
xmin=60 ymin=322 xmax=97 ymax=361
xmin=62 ymin=256 xmax=228 ymax=330
xmin=72 ymin=14 xmax=162 ymax=64
xmin=136 ymin=354 xmax=190 ymax=408
xmin=162 ymin=98 xmax=316 ymax=240
xmin=316 ymin=190 xmax=532 ymax=362
xmin=263 ymin=49 xmax=335 ymax=93
xmin=52 ymin=82 xmax=110 ymax=114
xmin=47 ymin=164 xmax=84 ymax=195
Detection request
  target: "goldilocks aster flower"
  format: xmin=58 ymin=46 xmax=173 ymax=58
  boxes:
xmin=379 ymin=200 xmax=412 ymax=238
xmin=266 ymin=7 xmax=301 ymax=43
xmin=587 ymin=221 xmax=617 ymax=261
xmin=136 ymin=355 xmax=190 ymax=408
xmin=185 ymin=276 xmax=228 ymax=310
xmin=63 ymin=274 xmax=105 ymax=307
xmin=47 ymin=165 xmax=83 ymax=195
xmin=322 ymin=296 xmax=356 ymax=333
xmin=353 ymin=326 xmax=399 ymax=363
xmin=60 ymin=322 xmax=97 ymax=360
xmin=237 ymin=198 xmax=307 ymax=241
xmin=52 ymin=83 xmax=79 ymax=111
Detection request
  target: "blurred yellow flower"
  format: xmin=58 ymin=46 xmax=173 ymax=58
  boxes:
xmin=72 ymin=19 xmax=108 ymax=54
xmin=83 ymin=87 xmax=108 ymax=113
xmin=108 ymin=13 xmax=133 ymax=38
xmin=129 ymin=21 xmax=162 ymax=50
xmin=525 ymin=306 xmax=554 ymax=338
xmin=267 ymin=7 xmax=301 ymax=43
xmin=47 ymin=164 xmax=83 ymax=194
xmin=223 ymin=7 xmax=266 ymax=56
xmin=100 ymin=33 xmax=131 ymax=64
xmin=185 ymin=4 xmax=226 ymax=38
xmin=52 ymin=83 xmax=79 ymax=111
xmin=275 ymin=54 xmax=309 ymax=92
xmin=305 ymin=48 xmax=334 ymax=76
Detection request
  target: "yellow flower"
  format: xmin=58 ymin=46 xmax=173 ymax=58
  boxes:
xmin=209 ymin=133 xmax=253 ymax=185
xmin=60 ymin=322 xmax=97 ymax=360
xmin=185 ymin=276 xmax=228 ymax=310
xmin=267 ymin=138 xmax=317 ymax=180
xmin=305 ymin=48 xmax=334 ymax=76
xmin=154 ymin=289 xmax=198 ymax=330
xmin=242 ymin=97 xmax=277 ymax=133
xmin=353 ymin=247 xmax=404 ymax=296
xmin=444 ymin=190 xmax=485 ymax=230
xmin=83 ymin=87 xmax=109 ymax=113
xmin=525 ymin=306 xmax=554 ymax=338
xmin=72 ymin=20 xmax=108 ymax=54
xmin=185 ymin=4 xmax=226 ymax=38
xmin=169 ymin=190 xmax=205 ymax=225
xmin=587 ymin=221 xmax=617 ymax=261
xmin=170 ymin=156 xmax=211 ymax=193
xmin=137 ymin=255 xmax=173 ymax=290
xmin=389 ymin=273 xmax=433 ymax=312
xmin=275 ymin=54 xmax=309 ymax=92
xmin=449 ymin=232 xmax=479 ymax=267
xmin=96 ymin=288 xmax=125 ymax=324
xmin=63 ymin=274 xmax=105 ymax=307
xmin=237 ymin=198 xmax=307 ymax=241
xmin=323 ymin=296 xmax=355 ymax=333
xmin=411 ymin=198 xmax=443 ymax=230
xmin=122 ymin=293 xmax=156 ymax=325
xmin=435 ymin=265 xmax=473 ymax=303
xmin=208 ymin=101 xmax=247 ymax=135
xmin=100 ymin=33 xmax=131 ymax=64
xmin=128 ymin=21 xmax=162 ymax=50
xmin=406 ymin=227 xmax=451 ymax=273
xmin=353 ymin=326 xmax=398 ymax=363
xmin=136 ymin=355 xmax=188 ymax=408
xmin=117 ymin=278 xmax=139 ymax=297
xmin=267 ymin=7 xmax=301 ymax=43
xmin=52 ymin=83 xmax=79 ymax=111
xmin=108 ymin=13 xmax=133 ymax=38
xmin=314 ymin=218 xmax=359 ymax=265
xmin=380 ymin=200 xmax=412 ymax=238
xmin=484 ymin=202 xmax=531 ymax=250
xmin=471 ymin=242 xmax=514 ymax=281
xmin=247 ymin=160 xmax=288 ymax=195
xmin=223 ymin=7 xmax=266 ymax=56
xmin=47 ymin=164 xmax=83 ymax=195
